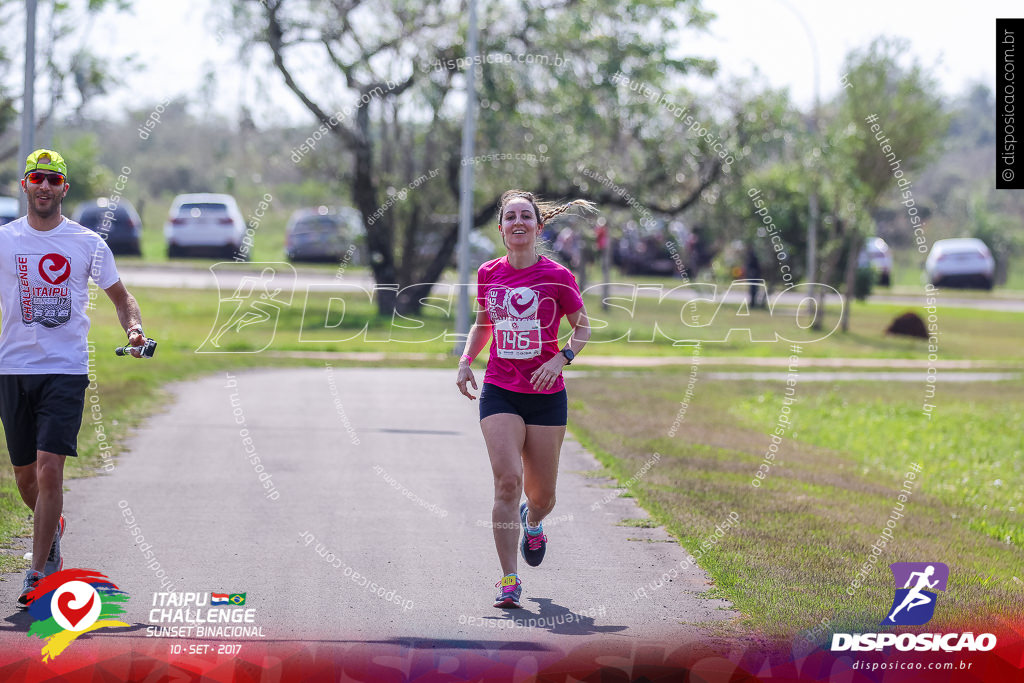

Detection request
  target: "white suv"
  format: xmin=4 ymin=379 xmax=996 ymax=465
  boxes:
xmin=164 ymin=193 xmax=247 ymax=259
xmin=925 ymin=238 xmax=995 ymax=290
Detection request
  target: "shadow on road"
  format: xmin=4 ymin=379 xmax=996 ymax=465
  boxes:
xmin=0 ymin=609 xmax=34 ymax=632
xmin=0 ymin=612 xmax=149 ymax=637
xmin=479 ymin=597 xmax=627 ymax=637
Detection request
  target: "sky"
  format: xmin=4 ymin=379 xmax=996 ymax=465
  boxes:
xmin=13 ymin=0 xmax=1019 ymax=126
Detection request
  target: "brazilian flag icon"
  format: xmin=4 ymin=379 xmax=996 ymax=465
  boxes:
xmin=228 ymin=593 xmax=247 ymax=606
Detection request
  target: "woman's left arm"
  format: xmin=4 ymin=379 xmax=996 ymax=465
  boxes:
xmin=529 ymin=304 xmax=591 ymax=392
xmin=562 ymin=304 xmax=591 ymax=356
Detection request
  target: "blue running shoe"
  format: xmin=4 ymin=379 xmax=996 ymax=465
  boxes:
xmin=493 ymin=573 xmax=522 ymax=608
xmin=519 ymin=502 xmax=547 ymax=567
xmin=17 ymin=569 xmax=43 ymax=608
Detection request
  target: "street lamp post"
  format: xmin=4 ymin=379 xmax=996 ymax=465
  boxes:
xmin=18 ymin=0 xmax=38 ymax=215
xmin=453 ymin=0 xmax=479 ymax=355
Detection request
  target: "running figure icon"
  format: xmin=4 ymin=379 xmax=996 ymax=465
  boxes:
xmin=887 ymin=564 xmax=938 ymax=622
xmin=207 ymin=267 xmax=288 ymax=348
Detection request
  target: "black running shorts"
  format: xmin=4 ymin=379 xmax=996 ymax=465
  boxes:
xmin=0 ymin=374 xmax=89 ymax=466
xmin=479 ymin=382 xmax=568 ymax=426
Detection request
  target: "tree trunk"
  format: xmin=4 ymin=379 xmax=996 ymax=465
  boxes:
xmin=839 ymin=229 xmax=860 ymax=333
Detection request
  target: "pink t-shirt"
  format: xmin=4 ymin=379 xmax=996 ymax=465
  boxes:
xmin=477 ymin=255 xmax=584 ymax=394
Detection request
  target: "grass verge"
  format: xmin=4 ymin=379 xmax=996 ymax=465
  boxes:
xmin=567 ymin=370 xmax=1022 ymax=638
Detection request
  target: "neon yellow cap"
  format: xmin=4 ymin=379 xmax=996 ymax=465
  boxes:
xmin=24 ymin=149 xmax=68 ymax=179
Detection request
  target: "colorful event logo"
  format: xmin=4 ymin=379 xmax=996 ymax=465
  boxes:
xmin=25 ymin=569 xmax=129 ymax=662
xmin=883 ymin=562 xmax=948 ymax=626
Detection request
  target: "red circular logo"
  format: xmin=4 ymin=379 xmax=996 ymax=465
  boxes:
xmin=39 ymin=254 xmax=71 ymax=285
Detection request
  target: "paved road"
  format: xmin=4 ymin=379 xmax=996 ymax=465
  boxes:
xmin=1 ymin=368 xmax=733 ymax=661
xmin=118 ymin=264 xmax=1024 ymax=313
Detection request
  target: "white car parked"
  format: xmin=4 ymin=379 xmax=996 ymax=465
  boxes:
xmin=925 ymin=238 xmax=995 ymax=290
xmin=0 ymin=196 xmax=19 ymax=226
xmin=164 ymin=193 xmax=247 ymax=259
xmin=858 ymin=236 xmax=893 ymax=286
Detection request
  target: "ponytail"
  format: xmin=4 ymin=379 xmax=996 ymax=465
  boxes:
xmin=498 ymin=190 xmax=597 ymax=225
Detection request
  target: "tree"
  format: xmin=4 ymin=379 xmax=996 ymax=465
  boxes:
xmin=226 ymin=0 xmax=766 ymax=314
xmin=969 ymin=194 xmax=1021 ymax=285
xmin=0 ymin=0 xmax=134 ymax=176
xmin=825 ymin=36 xmax=949 ymax=331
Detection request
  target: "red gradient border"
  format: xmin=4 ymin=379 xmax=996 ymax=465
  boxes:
xmin=1 ymin=619 xmax=1021 ymax=683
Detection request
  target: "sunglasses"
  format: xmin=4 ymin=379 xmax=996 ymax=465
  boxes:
xmin=26 ymin=171 xmax=66 ymax=186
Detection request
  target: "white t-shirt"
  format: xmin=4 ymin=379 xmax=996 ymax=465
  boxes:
xmin=0 ymin=217 xmax=120 ymax=374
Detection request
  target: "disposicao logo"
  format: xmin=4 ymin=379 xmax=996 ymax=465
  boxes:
xmin=25 ymin=569 xmax=129 ymax=661
xmin=831 ymin=562 xmax=996 ymax=653
xmin=884 ymin=562 xmax=947 ymax=626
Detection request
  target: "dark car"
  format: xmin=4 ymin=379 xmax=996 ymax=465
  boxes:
xmin=72 ymin=198 xmax=143 ymax=255
xmin=285 ymin=207 xmax=365 ymax=263
xmin=615 ymin=221 xmax=690 ymax=276
xmin=0 ymin=196 xmax=18 ymax=226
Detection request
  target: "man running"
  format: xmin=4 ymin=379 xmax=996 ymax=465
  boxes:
xmin=0 ymin=149 xmax=150 ymax=606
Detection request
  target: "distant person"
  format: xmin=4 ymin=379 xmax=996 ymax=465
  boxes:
xmin=456 ymin=190 xmax=592 ymax=608
xmin=0 ymin=149 xmax=150 ymax=607
xmin=553 ymin=226 xmax=581 ymax=270
xmin=745 ymin=247 xmax=763 ymax=308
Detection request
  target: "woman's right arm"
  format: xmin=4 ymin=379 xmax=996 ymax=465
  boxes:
xmin=456 ymin=309 xmax=492 ymax=400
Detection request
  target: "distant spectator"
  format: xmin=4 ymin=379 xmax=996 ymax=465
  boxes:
xmin=746 ymin=247 xmax=764 ymax=308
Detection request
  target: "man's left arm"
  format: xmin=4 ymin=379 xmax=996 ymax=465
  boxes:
xmin=104 ymin=280 xmax=146 ymax=353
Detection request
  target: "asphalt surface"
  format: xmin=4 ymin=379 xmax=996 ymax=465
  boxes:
xmin=0 ymin=368 xmax=734 ymax=659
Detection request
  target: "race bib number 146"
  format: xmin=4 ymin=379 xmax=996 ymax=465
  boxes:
xmin=495 ymin=319 xmax=541 ymax=359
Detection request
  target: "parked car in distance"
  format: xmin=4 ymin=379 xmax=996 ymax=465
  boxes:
xmin=71 ymin=198 xmax=143 ymax=255
xmin=416 ymin=229 xmax=495 ymax=269
xmin=858 ymin=236 xmax=893 ymax=286
xmin=285 ymin=206 xmax=364 ymax=263
xmin=0 ymin=196 xmax=18 ymax=226
xmin=164 ymin=193 xmax=247 ymax=259
xmin=925 ymin=237 xmax=995 ymax=290
xmin=614 ymin=220 xmax=691 ymax=276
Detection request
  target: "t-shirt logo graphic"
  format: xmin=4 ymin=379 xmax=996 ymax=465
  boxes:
xmin=38 ymin=254 xmax=71 ymax=285
xmin=489 ymin=286 xmax=542 ymax=359
xmin=883 ymin=562 xmax=948 ymax=626
xmin=504 ymin=287 xmax=539 ymax=319
xmin=16 ymin=253 xmax=73 ymax=328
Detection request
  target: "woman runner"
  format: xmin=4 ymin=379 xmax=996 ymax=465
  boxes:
xmin=456 ymin=190 xmax=593 ymax=608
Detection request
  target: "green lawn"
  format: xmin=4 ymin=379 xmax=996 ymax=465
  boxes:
xmin=567 ymin=373 xmax=1023 ymax=638
xmin=114 ymin=278 xmax=1024 ymax=360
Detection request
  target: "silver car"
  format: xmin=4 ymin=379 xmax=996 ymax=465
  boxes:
xmin=925 ymin=238 xmax=995 ymax=290
xmin=164 ymin=193 xmax=247 ymax=259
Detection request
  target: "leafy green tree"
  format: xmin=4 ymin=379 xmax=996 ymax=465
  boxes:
xmin=825 ymin=36 xmax=949 ymax=330
xmin=225 ymin=0 xmax=776 ymax=314
xmin=969 ymin=194 xmax=1021 ymax=285
xmin=0 ymin=0 xmax=134 ymax=175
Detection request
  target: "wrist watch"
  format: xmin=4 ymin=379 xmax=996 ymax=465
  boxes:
xmin=127 ymin=324 xmax=144 ymax=338
xmin=560 ymin=347 xmax=575 ymax=365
